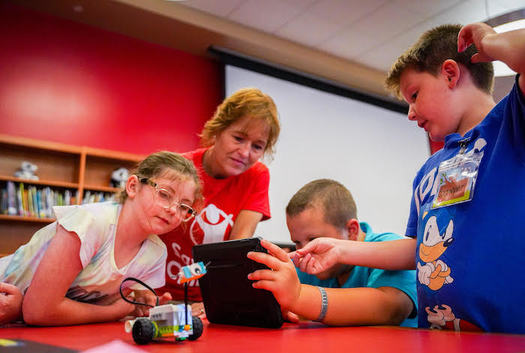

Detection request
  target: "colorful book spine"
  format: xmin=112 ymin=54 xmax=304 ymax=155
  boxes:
xmin=0 ymin=182 xmax=119 ymax=216
xmin=7 ymin=181 xmax=17 ymax=215
xmin=17 ymin=183 xmax=24 ymax=216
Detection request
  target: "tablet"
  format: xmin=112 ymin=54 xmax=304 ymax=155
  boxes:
xmin=192 ymin=237 xmax=283 ymax=328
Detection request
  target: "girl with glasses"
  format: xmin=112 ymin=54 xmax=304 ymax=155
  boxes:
xmin=0 ymin=151 xmax=201 ymax=326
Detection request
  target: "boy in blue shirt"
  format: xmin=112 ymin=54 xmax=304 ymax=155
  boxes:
xmin=248 ymin=179 xmax=417 ymax=326
xmin=291 ymin=23 xmax=525 ymax=333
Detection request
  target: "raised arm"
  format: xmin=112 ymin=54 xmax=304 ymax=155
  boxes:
xmin=248 ymin=240 xmax=414 ymax=326
xmin=458 ymin=22 xmax=525 ymax=93
xmin=23 ymin=225 xmax=134 ymax=326
xmin=290 ymin=237 xmax=417 ymax=275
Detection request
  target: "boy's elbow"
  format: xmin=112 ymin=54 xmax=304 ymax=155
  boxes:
xmin=376 ymin=287 xmax=414 ymax=326
xmin=382 ymin=306 xmax=410 ymax=326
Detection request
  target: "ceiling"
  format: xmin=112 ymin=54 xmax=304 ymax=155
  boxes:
xmin=180 ymin=0 xmax=523 ymax=73
xmin=12 ymin=0 xmax=523 ymax=101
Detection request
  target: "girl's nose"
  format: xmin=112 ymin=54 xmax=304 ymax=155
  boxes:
xmin=408 ymin=105 xmax=417 ymax=121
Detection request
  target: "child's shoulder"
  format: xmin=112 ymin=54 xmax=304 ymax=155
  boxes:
xmin=54 ymin=201 xmax=118 ymax=219
xmin=52 ymin=202 xmax=120 ymax=234
xmin=80 ymin=201 xmax=119 ymax=213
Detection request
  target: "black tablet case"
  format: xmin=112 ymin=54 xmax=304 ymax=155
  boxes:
xmin=192 ymin=237 xmax=283 ymax=328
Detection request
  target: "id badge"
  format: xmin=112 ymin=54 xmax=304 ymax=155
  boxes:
xmin=432 ymin=146 xmax=483 ymax=208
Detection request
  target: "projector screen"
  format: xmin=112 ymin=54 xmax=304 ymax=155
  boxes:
xmin=225 ymin=65 xmax=430 ymax=244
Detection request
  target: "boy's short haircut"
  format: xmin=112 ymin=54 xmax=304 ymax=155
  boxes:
xmin=385 ymin=24 xmax=494 ymax=99
xmin=286 ymin=179 xmax=357 ymax=230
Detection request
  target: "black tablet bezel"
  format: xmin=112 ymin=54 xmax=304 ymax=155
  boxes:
xmin=192 ymin=237 xmax=283 ymax=328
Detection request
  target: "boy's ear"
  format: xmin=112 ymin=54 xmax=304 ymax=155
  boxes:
xmin=125 ymin=175 xmax=140 ymax=198
xmin=345 ymin=219 xmax=360 ymax=241
xmin=441 ymin=59 xmax=460 ymax=88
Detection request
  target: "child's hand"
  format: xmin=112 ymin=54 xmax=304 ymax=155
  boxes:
xmin=0 ymin=282 xmax=23 ymax=325
xmin=111 ymin=288 xmax=139 ymax=318
xmin=458 ymin=22 xmax=497 ymax=63
xmin=290 ymin=238 xmax=341 ymax=275
xmin=158 ymin=292 xmax=173 ymax=305
xmin=247 ymin=239 xmax=301 ymax=312
xmin=191 ymin=302 xmax=206 ymax=319
xmin=282 ymin=309 xmax=300 ymax=323
xmin=105 ymin=294 xmax=136 ymax=320
xmin=131 ymin=290 xmax=172 ymax=317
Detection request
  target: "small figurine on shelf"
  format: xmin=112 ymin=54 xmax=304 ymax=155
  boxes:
xmin=14 ymin=161 xmax=39 ymax=181
xmin=110 ymin=167 xmax=129 ymax=188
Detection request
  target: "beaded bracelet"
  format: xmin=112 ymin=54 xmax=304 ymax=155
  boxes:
xmin=315 ymin=287 xmax=328 ymax=322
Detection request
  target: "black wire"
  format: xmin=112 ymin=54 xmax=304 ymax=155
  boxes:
xmin=119 ymin=277 xmax=159 ymax=308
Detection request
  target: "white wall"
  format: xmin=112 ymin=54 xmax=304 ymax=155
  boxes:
xmin=226 ymin=65 xmax=430 ymax=244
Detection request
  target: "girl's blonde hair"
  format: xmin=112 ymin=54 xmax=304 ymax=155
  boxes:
xmin=200 ymin=88 xmax=280 ymax=157
xmin=118 ymin=151 xmax=202 ymax=205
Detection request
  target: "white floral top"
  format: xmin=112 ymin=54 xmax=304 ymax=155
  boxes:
xmin=0 ymin=202 xmax=166 ymax=303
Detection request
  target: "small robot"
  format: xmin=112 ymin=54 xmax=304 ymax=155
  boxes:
xmin=124 ymin=262 xmax=207 ymax=345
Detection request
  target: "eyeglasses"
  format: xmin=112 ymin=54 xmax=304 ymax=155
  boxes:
xmin=140 ymin=178 xmax=195 ymax=222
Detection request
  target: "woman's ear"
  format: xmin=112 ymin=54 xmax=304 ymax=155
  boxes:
xmin=441 ymin=59 xmax=461 ymax=88
xmin=125 ymin=175 xmax=140 ymax=199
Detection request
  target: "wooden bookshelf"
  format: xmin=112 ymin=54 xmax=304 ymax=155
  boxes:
xmin=0 ymin=134 xmax=144 ymax=254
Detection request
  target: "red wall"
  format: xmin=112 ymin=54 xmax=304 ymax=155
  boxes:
xmin=0 ymin=3 xmax=222 ymax=155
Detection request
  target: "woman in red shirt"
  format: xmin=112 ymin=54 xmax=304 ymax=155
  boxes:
xmin=158 ymin=88 xmax=281 ymax=304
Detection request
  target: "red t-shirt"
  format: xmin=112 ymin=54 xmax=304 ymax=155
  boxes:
xmin=158 ymin=148 xmax=271 ymax=301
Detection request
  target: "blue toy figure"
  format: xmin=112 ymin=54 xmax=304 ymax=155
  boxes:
xmin=178 ymin=262 xmax=207 ymax=284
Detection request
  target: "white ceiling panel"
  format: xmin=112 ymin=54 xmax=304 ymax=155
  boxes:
xmin=226 ymin=0 xmax=314 ymax=33
xmin=319 ymin=2 xmax=422 ymax=59
xmin=276 ymin=0 xmax=386 ymax=47
xmin=181 ymin=0 xmax=245 ymax=17
xmin=391 ymin=0 xmax=463 ymax=16
xmin=356 ymin=24 xmax=433 ymax=72
xmin=178 ymin=0 xmax=523 ymax=82
xmin=431 ymin=0 xmax=507 ymax=26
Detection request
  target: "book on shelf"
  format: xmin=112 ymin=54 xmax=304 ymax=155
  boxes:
xmin=27 ymin=187 xmax=33 ymax=217
xmin=0 ymin=182 xmax=78 ymax=219
xmin=1 ymin=181 xmax=119 ymax=218
xmin=82 ymin=191 xmax=116 ymax=204
xmin=17 ymin=183 xmax=24 ymax=216
xmin=1 ymin=188 xmax=8 ymax=215
xmin=6 ymin=181 xmax=17 ymax=215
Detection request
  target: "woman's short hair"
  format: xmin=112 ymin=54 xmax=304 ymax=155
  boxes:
xmin=200 ymin=88 xmax=280 ymax=157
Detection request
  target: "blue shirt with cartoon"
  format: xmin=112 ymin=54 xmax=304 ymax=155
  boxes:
xmin=406 ymin=77 xmax=525 ymax=334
